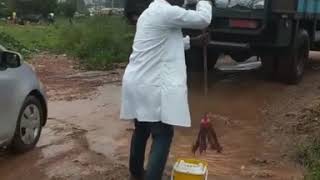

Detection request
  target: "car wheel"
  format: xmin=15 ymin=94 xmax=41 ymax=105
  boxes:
xmin=11 ymin=96 xmax=44 ymax=153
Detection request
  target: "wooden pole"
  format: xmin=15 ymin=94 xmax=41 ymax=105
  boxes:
xmin=203 ymin=30 xmax=208 ymax=96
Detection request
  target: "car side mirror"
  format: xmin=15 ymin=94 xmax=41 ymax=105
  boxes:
xmin=2 ymin=51 xmax=21 ymax=68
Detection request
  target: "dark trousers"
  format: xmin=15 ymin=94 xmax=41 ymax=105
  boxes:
xmin=130 ymin=120 xmax=174 ymax=180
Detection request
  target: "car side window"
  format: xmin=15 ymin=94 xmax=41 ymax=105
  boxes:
xmin=5 ymin=53 xmax=20 ymax=68
xmin=0 ymin=51 xmax=21 ymax=70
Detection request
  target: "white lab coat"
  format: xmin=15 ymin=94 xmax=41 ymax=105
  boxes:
xmin=120 ymin=0 xmax=212 ymax=127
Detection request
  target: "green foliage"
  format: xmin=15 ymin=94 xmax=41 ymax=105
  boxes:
xmin=295 ymin=137 xmax=320 ymax=180
xmin=38 ymin=0 xmax=58 ymax=16
xmin=60 ymin=16 xmax=134 ymax=69
xmin=0 ymin=32 xmax=28 ymax=52
xmin=58 ymin=0 xmax=77 ymax=18
xmin=0 ymin=22 xmax=62 ymax=52
xmin=0 ymin=0 xmax=10 ymax=17
xmin=0 ymin=17 xmax=134 ymax=69
xmin=76 ymin=0 xmax=86 ymax=13
xmin=10 ymin=0 xmax=57 ymax=16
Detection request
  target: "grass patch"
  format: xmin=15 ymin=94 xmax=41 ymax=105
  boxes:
xmin=291 ymin=102 xmax=320 ymax=180
xmin=0 ymin=32 xmax=29 ymax=55
xmin=60 ymin=16 xmax=134 ymax=70
xmin=0 ymin=16 xmax=134 ymax=69
xmin=0 ymin=21 xmax=63 ymax=53
xmin=295 ymin=137 xmax=320 ymax=180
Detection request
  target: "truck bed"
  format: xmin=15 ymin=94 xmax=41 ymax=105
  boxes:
xmin=272 ymin=0 xmax=320 ymax=19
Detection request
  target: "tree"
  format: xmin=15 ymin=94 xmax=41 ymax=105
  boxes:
xmin=60 ymin=0 xmax=77 ymax=24
xmin=76 ymin=0 xmax=86 ymax=13
xmin=0 ymin=0 xmax=10 ymax=17
xmin=39 ymin=0 xmax=58 ymax=16
xmin=9 ymin=0 xmax=57 ymax=16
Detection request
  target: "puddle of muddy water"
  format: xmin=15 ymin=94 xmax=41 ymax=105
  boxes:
xmin=116 ymin=68 xmax=302 ymax=179
xmin=177 ymin=73 xmax=266 ymax=172
xmin=48 ymin=84 xmax=131 ymax=159
xmin=112 ymin=60 xmax=308 ymax=179
xmin=170 ymin=70 xmax=302 ymax=179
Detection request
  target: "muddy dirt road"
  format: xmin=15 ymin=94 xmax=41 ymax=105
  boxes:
xmin=1 ymin=52 xmax=320 ymax=180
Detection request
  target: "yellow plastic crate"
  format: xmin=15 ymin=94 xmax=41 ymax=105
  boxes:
xmin=171 ymin=159 xmax=208 ymax=180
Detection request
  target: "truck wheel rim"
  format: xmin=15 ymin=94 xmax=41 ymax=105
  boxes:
xmin=20 ymin=104 xmax=41 ymax=145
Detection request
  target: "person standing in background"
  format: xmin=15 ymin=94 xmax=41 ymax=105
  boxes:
xmin=48 ymin=12 xmax=55 ymax=24
xmin=12 ymin=12 xmax=16 ymax=24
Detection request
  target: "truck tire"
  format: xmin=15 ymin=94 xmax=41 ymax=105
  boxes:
xmin=277 ymin=29 xmax=309 ymax=84
xmin=185 ymin=47 xmax=219 ymax=72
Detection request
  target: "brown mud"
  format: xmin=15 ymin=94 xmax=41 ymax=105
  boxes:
xmin=1 ymin=52 xmax=320 ymax=179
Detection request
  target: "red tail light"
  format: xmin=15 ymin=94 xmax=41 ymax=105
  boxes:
xmin=229 ymin=19 xmax=258 ymax=29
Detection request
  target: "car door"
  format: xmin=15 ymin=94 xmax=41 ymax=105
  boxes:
xmin=0 ymin=53 xmax=21 ymax=144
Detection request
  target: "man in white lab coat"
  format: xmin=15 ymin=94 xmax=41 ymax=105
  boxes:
xmin=121 ymin=0 xmax=212 ymax=179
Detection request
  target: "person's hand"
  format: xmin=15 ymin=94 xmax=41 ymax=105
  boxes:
xmin=190 ymin=33 xmax=210 ymax=47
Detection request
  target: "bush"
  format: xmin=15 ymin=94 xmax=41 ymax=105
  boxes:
xmin=0 ymin=32 xmax=31 ymax=56
xmin=0 ymin=16 xmax=133 ymax=68
xmin=60 ymin=16 xmax=134 ymax=70
xmin=0 ymin=22 xmax=63 ymax=53
xmin=295 ymin=137 xmax=320 ymax=180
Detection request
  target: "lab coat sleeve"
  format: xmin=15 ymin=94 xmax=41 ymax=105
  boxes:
xmin=183 ymin=35 xmax=191 ymax=50
xmin=165 ymin=1 xmax=212 ymax=29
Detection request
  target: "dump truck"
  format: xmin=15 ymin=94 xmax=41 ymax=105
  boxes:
xmin=124 ymin=0 xmax=320 ymax=84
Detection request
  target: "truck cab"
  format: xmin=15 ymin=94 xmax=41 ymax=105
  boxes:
xmin=125 ymin=0 xmax=315 ymax=84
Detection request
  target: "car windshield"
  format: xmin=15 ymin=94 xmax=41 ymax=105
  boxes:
xmin=215 ymin=0 xmax=265 ymax=10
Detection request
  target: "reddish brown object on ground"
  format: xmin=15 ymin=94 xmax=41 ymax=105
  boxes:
xmin=192 ymin=113 xmax=223 ymax=154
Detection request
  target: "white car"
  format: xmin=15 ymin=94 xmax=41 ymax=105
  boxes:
xmin=0 ymin=46 xmax=47 ymax=152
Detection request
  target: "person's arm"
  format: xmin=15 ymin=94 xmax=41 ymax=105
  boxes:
xmin=165 ymin=1 xmax=212 ymax=29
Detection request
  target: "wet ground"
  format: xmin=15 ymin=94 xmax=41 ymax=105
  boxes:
xmin=1 ymin=52 xmax=320 ymax=180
